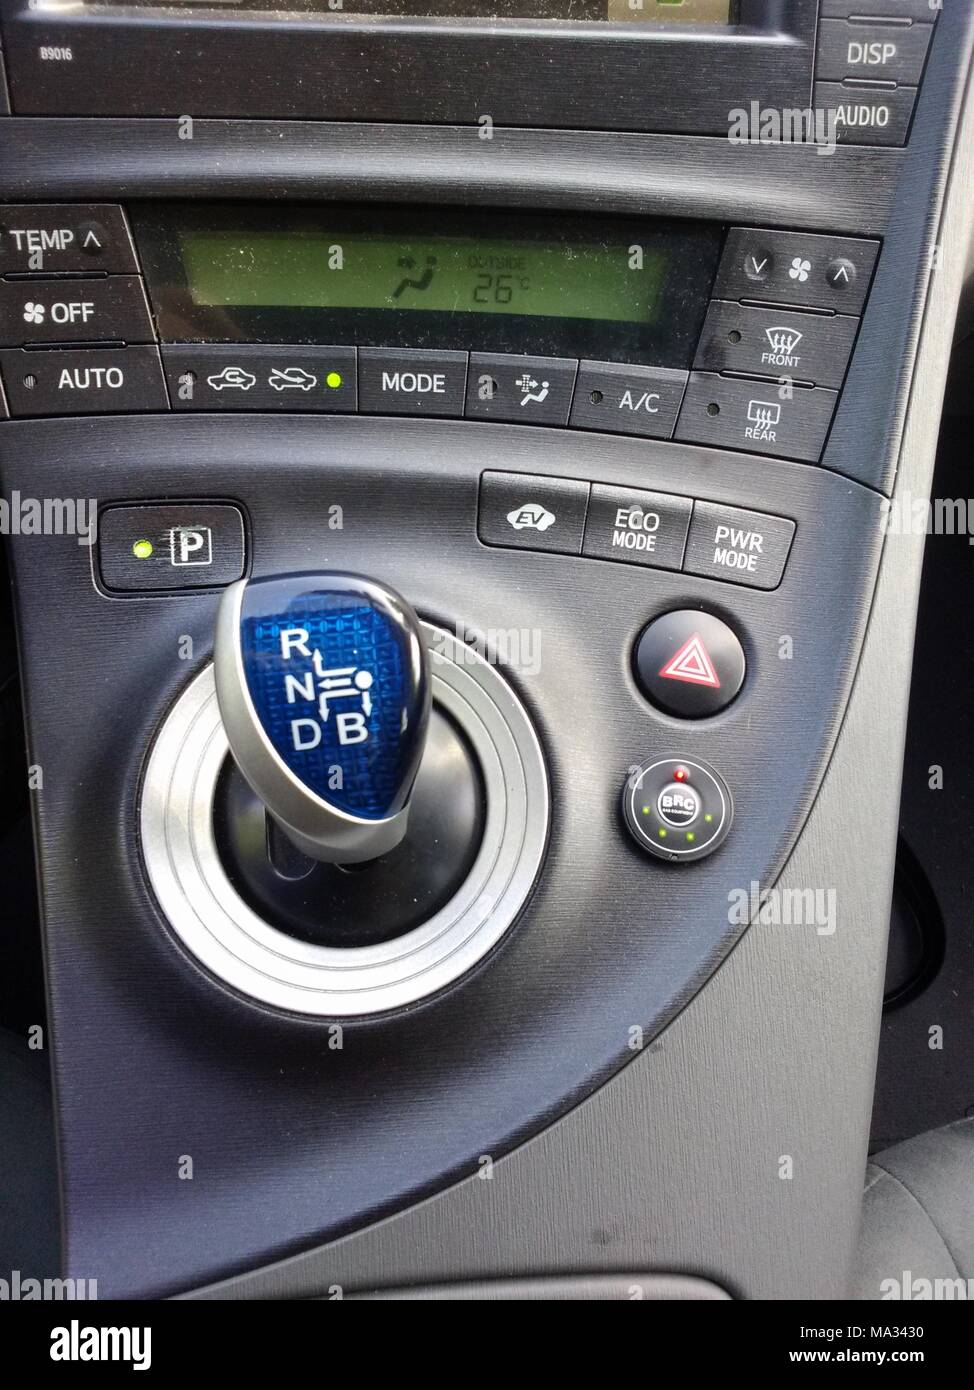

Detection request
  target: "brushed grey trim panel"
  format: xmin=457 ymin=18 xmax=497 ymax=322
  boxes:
xmin=351 ymin=1275 xmax=730 ymax=1301
xmin=0 ymin=121 xmax=897 ymax=236
xmin=185 ymin=36 xmax=974 ymax=1307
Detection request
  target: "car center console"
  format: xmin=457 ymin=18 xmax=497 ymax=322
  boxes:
xmin=0 ymin=0 xmax=971 ymax=1299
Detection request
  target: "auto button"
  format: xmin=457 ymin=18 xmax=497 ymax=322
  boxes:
xmin=0 ymin=345 xmax=168 ymax=416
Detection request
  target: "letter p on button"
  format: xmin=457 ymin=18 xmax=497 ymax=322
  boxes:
xmin=169 ymin=525 xmax=214 ymax=567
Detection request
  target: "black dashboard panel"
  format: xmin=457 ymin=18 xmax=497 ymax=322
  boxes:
xmin=2 ymin=414 xmax=882 ymax=1294
xmin=0 ymin=0 xmax=971 ymax=1303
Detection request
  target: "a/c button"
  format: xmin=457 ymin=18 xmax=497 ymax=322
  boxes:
xmin=569 ymin=361 xmax=688 ymax=440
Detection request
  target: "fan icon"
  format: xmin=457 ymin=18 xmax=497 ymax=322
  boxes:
xmin=23 ymin=302 xmax=45 ymax=325
xmin=788 ymin=257 xmax=811 ymax=283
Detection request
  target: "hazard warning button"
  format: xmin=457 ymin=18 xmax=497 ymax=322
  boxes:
xmin=633 ymin=609 xmax=745 ymax=718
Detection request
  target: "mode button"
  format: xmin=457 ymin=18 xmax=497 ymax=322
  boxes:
xmin=359 ymin=348 xmax=467 ymax=417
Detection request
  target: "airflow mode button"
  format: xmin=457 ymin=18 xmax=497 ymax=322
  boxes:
xmin=359 ymin=348 xmax=467 ymax=417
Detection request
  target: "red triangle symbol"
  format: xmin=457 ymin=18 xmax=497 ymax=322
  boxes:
xmin=659 ymin=633 xmax=721 ymax=689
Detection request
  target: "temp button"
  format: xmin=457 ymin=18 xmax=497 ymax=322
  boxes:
xmin=358 ymin=348 xmax=467 ymax=417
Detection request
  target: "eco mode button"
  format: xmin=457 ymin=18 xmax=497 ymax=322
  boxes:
xmin=0 ymin=346 xmax=169 ymax=416
xmin=478 ymin=471 xmax=589 ymax=556
xmin=582 ymin=485 xmax=691 ymax=571
xmin=358 ymin=348 xmax=467 ymax=416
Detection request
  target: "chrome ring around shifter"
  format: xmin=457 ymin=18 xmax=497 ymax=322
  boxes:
xmin=140 ymin=623 xmax=549 ymax=1017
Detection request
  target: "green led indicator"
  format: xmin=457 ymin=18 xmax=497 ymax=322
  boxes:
xmin=641 ymin=805 xmax=651 ymax=815
xmin=132 ymin=539 xmax=153 ymax=560
xmin=704 ymin=813 xmax=713 ymax=823
xmin=685 ymin=832 xmax=696 ymax=843
xmin=325 ymin=371 xmax=343 ymax=389
xmin=658 ymin=828 xmax=667 ymax=839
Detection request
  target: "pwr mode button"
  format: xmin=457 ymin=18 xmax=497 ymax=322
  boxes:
xmin=684 ymin=501 xmax=796 ymax=591
xmin=0 ymin=346 xmax=169 ymax=416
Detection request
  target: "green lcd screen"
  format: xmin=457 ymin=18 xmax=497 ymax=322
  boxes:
xmin=135 ymin=205 xmax=723 ymax=366
xmin=181 ymin=232 xmax=667 ymax=326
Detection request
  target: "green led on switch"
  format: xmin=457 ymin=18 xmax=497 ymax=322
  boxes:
xmin=132 ymin=539 xmax=154 ymax=560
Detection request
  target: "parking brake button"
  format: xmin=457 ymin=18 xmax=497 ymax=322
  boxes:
xmin=98 ymin=503 xmax=247 ymax=593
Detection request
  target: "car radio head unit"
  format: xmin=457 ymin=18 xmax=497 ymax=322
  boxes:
xmin=0 ymin=0 xmax=822 ymax=136
xmin=64 ymin=0 xmax=736 ymax=18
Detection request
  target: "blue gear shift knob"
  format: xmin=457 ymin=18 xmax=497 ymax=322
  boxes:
xmin=214 ymin=573 xmax=430 ymax=863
